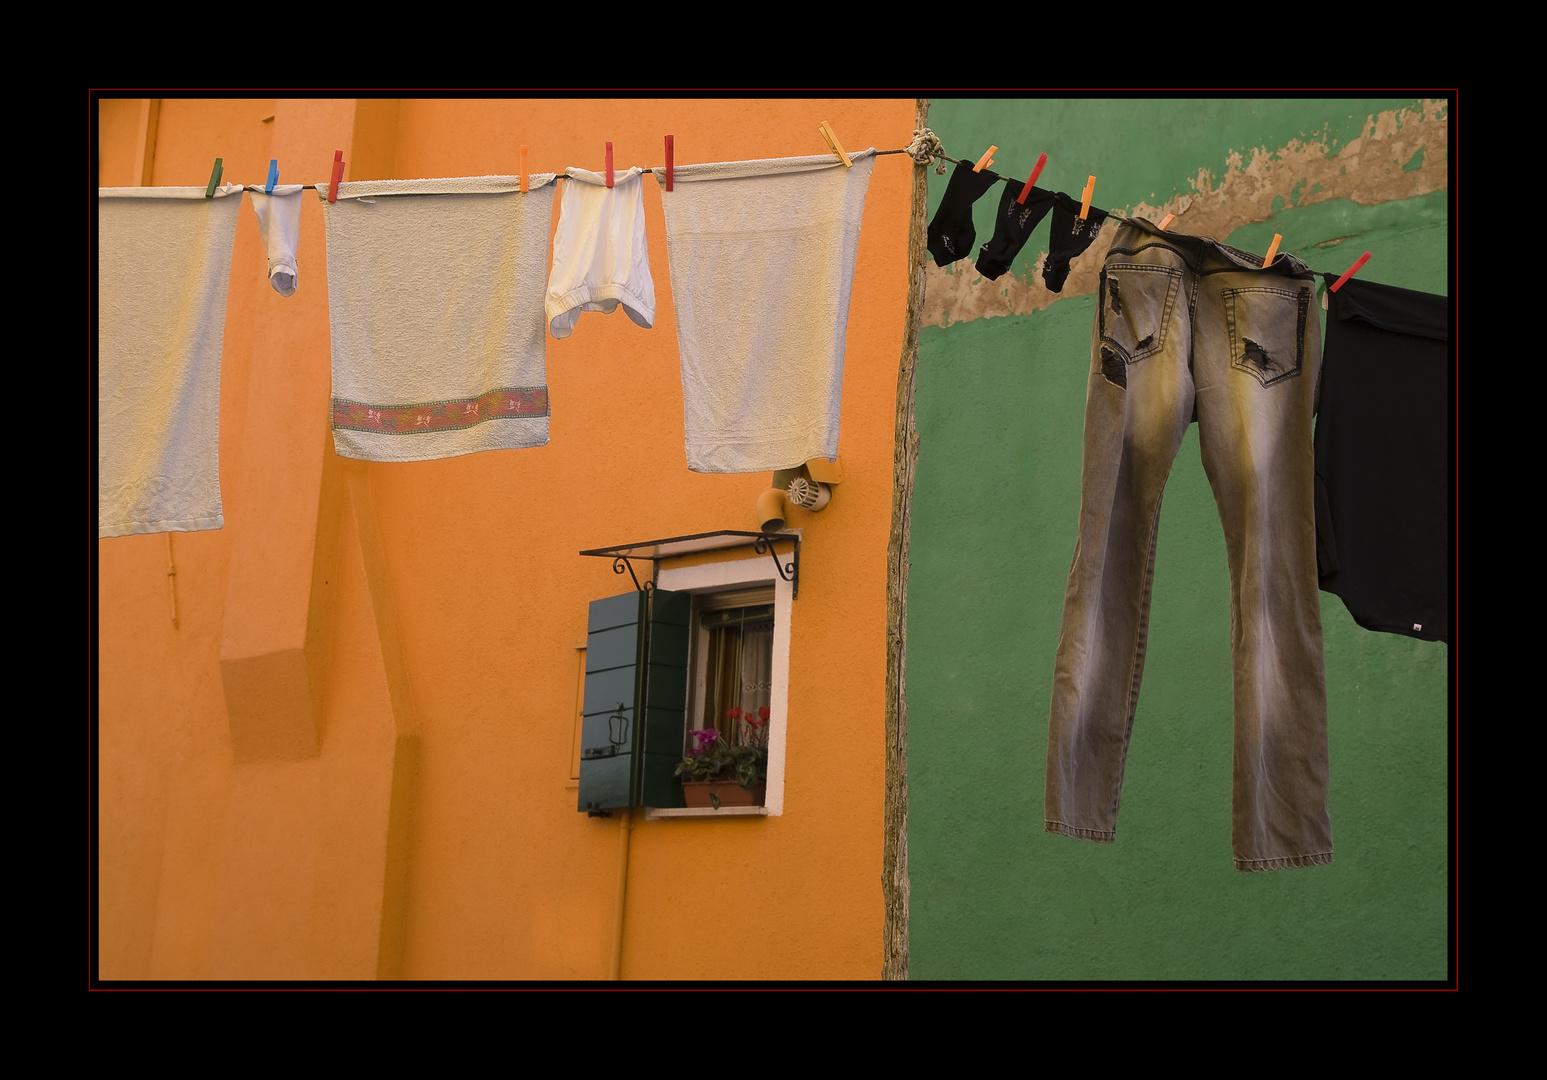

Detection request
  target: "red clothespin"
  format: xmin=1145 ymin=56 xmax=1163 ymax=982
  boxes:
xmin=1329 ymin=251 xmax=1372 ymax=292
xmin=520 ymin=145 xmax=529 ymax=194
xmin=1156 ymin=213 xmax=1176 ymax=231
xmin=1016 ymin=153 xmax=1047 ymax=205
xmin=328 ymin=150 xmax=344 ymax=204
xmin=605 ymin=142 xmax=614 ymax=188
xmin=664 ymin=135 xmax=674 ymax=192
xmin=973 ymin=145 xmax=998 ymax=173
xmin=1078 ymin=176 xmax=1096 ymax=221
xmin=1262 ymin=233 xmax=1282 ymax=268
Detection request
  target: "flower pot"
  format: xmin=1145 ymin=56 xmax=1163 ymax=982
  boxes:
xmin=681 ymin=779 xmax=767 ymax=809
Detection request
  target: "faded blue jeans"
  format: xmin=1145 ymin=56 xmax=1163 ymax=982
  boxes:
xmin=1046 ymin=219 xmax=1332 ymax=871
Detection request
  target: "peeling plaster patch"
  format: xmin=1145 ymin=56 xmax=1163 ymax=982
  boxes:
xmin=923 ymin=100 xmax=1448 ymax=328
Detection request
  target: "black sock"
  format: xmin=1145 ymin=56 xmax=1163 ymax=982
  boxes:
xmin=975 ymin=185 xmax=1055 ymax=280
xmin=1043 ymin=192 xmax=1109 ymax=293
xmin=928 ymin=162 xmax=1002 ymax=268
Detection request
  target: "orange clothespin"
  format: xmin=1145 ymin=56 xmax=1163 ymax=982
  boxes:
xmin=1156 ymin=213 xmax=1176 ymax=231
xmin=1016 ymin=153 xmax=1047 ymax=205
xmin=1262 ymin=233 xmax=1282 ymax=268
xmin=664 ymin=134 xmax=674 ymax=191
xmin=328 ymin=150 xmax=344 ymax=204
xmin=1078 ymin=176 xmax=1096 ymax=221
xmin=520 ymin=145 xmax=529 ymax=193
xmin=605 ymin=142 xmax=614 ymax=188
xmin=819 ymin=121 xmax=852 ymax=168
xmin=1329 ymin=251 xmax=1372 ymax=292
xmin=973 ymin=145 xmax=998 ymax=173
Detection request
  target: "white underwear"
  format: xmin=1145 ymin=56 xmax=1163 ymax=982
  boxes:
xmin=546 ymin=165 xmax=657 ymax=339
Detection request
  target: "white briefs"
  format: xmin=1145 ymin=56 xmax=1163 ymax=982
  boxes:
xmin=546 ymin=165 xmax=657 ymax=339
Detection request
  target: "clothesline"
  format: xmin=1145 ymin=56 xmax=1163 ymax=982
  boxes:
xmin=923 ymin=141 xmax=1368 ymax=284
xmin=232 ymin=147 xmax=919 ymax=192
xmin=101 ymin=141 xmax=885 ymax=537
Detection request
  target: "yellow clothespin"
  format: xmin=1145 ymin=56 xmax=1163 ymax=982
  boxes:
xmin=1079 ymin=175 xmax=1096 ymax=221
xmin=973 ymin=145 xmax=998 ymax=172
xmin=520 ymin=145 xmax=529 ymax=193
xmin=1262 ymin=233 xmax=1282 ymax=268
xmin=819 ymin=121 xmax=853 ymax=168
xmin=1156 ymin=213 xmax=1175 ymax=231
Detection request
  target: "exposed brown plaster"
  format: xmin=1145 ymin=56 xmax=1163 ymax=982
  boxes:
xmin=924 ymin=100 xmax=1449 ymax=328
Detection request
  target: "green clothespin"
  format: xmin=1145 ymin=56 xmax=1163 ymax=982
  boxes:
xmin=204 ymin=158 xmax=224 ymax=198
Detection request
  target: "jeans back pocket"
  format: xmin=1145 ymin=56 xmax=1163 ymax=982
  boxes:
xmin=1098 ymin=264 xmax=1182 ymax=386
xmin=1223 ymin=285 xmax=1310 ymax=387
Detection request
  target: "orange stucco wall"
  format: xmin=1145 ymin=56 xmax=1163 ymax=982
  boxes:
xmin=97 ymin=98 xmax=915 ymax=979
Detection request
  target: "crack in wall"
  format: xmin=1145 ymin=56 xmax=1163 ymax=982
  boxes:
xmin=924 ymin=99 xmax=1449 ymax=328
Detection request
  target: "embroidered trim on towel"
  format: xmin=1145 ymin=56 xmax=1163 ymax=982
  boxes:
xmin=332 ymin=387 xmax=550 ymax=434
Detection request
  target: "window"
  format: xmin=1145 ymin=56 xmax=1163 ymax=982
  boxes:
xmin=690 ymin=588 xmax=774 ymax=743
xmin=576 ymin=553 xmax=791 ymax=818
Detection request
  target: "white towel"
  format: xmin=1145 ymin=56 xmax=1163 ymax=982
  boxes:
xmin=651 ymin=149 xmax=875 ymax=473
xmin=318 ymin=175 xmax=556 ymax=462
xmin=98 ymin=184 xmax=243 ymax=538
xmin=247 ymin=184 xmax=304 ymax=296
xmin=547 ymin=166 xmax=656 ymax=338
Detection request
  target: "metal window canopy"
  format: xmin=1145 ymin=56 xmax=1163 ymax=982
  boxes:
xmin=580 ymin=530 xmax=800 ymax=598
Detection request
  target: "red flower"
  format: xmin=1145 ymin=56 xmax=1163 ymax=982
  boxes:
xmin=758 ymin=706 xmax=771 ymax=721
xmin=727 ymin=707 xmax=742 ymax=720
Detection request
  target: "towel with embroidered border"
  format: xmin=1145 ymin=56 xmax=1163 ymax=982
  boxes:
xmin=318 ymin=175 xmax=556 ymax=462
xmin=651 ymin=149 xmax=875 ymax=473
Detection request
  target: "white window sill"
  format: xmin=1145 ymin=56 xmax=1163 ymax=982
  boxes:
xmin=645 ymin=806 xmax=770 ymax=819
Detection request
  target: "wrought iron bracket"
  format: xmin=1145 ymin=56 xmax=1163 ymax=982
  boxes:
xmin=611 ymin=556 xmax=653 ymax=594
xmin=754 ymin=534 xmax=799 ymax=598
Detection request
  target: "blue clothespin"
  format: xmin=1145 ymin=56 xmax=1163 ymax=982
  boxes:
xmin=265 ymin=159 xmax=279 ymax=195
xmin=204 ymin=157 xmax=224 ymax=198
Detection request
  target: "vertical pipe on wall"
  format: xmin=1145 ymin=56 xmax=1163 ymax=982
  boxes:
xmin=165 ymin=534 xmax=178 ymax=628
xmin=611 ymin=808 xmax=633 ymax=980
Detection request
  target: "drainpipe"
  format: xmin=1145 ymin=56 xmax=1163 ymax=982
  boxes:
xmin=611 ymin=808 xmax=633 ymax=980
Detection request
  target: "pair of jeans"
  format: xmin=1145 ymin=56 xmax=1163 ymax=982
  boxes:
xmin=1045 ymin=218 xmax=1332 ymax=871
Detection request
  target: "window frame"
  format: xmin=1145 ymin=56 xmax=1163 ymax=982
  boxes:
xmin=645 ymin=555 xmax=792 ymax=819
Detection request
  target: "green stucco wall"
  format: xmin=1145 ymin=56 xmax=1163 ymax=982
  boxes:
xmin=905 ymin=98 xmax=1450 ymax=980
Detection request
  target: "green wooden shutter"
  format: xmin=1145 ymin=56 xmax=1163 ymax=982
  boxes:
xmin=640 ymin=589 xmax=690 ymax=809
xmin=578 ymin=589 xmax=690 ymax=813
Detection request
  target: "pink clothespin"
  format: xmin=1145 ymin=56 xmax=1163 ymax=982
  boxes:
xmin=520 ymin=145 xmax=529 ymax=194
xmin=1329 ymin=251 xmax=1372 ymax=292
xmin=973 ymin=145 xmax=998 ymax=173
xmin=1016 ymin=153 xmax=1047 ymax=205
xmin=605 ymin=142 xmax=614 ymax=188
xmin=1262 ymin=233 xmax=1282 ymax=268
xmin=328 ymin=150 xmax=344 ymax=204
xmin=1078 ymin=176 xmax=1096 ymax=221
xmin=664 ymin=135 xmax=674 ymax=192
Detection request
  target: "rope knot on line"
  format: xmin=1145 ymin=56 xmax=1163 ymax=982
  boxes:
xmin=906 ymin=128 xmax=948 ymax=174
